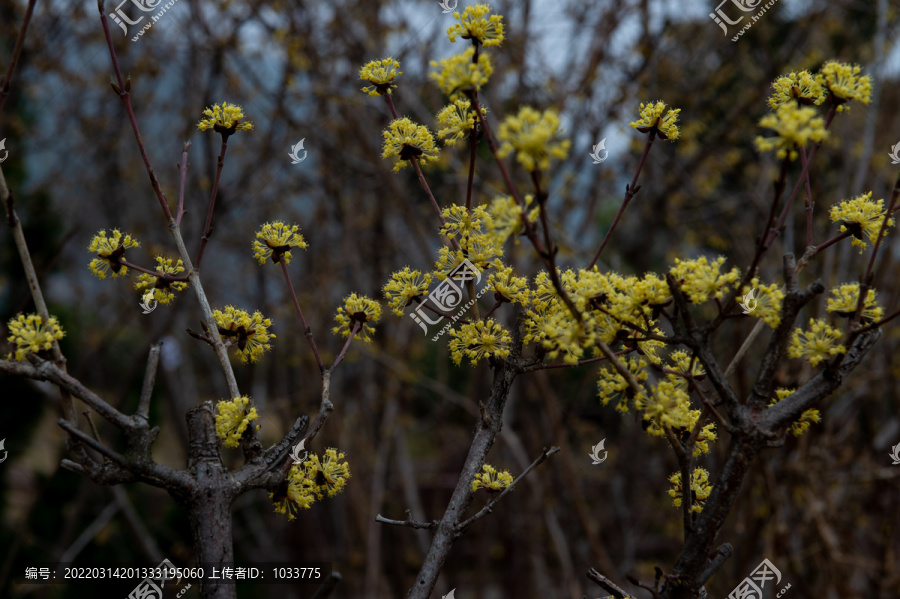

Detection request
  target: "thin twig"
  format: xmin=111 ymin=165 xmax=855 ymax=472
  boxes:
xmin=98 ymin=4 xmax=173 ymax=222
xmin=176 ymin=141 xmax=191 ymax=226
xmin=375 ymin=509 xmax=438 ymax=530
xmin=195 ymin=138 xmax=228 ymax=268
xmin=0 ymin=0 xmax=37 ymax=112
xmin=586 ymin=569 xmax=633 ymax=599
xmin=280 ymin=260 xmax=325 ymax=372
xmin=454 ymin=446 xmax=560 ymax=536
xmin=589 ymin=133 xmax=655 ymax=267
xmin=329 ymin=321 xmax=361 ymax=372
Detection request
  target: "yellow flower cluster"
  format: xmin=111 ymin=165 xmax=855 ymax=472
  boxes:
xmin=497 ymin=106 xmax=571 ymax=172
xmin=788 ymin=318 xmax=846 ymax=367
xmin=446 ymin=4 xmax=505 ymax=47
xmin=816 ymin=61 xmax=872 ymax=112
xmin=212 ymin=306 xmax=275 ymax=364
xmin=668 ymin=468 xmax=712 ymax=513
xmin=359 ymin=57 xmax=402 ymax=97
xmin=271 ymin=448 xmax=351 ymax=520
xmin=430 ymin=48 xmax=494 ymax=101
xmin=381 ymin=117 xmax=440 ymax=172
xmin=88 ymin=229 xmax=139 ymax=279
xmin=630 ymin=101 xmax=681 ymax=140
xmin=471 ymin=463 xmax=513 ymax=492
xmin=484 ymin=194 xmax=539 ymax=246
xmin=769 ymin=388 xmax=821 ymax=437
xmin=253 ymin=221 xmax=308 ymax=265
xmin=669 ymin=256 xmax=740 ymax=304
xmin=635 ymin=380 xmax=693 ymax=433
xmin=666 ymin=350 xmax=706 ymax=389
xmin=333 ymin=293 xmax=381 ymax=342
xmin=829 ymin=192 xmax=894 ymax=252
xmin=487 ymin=264 xmax=530 ymax=305
xmin=596 ymin=356 xmax=650 ymax=413
xmin=767 ymin=70 xmax=825 ymax=109
xmin=134 ymin=256 xmax=188 ymax=305
xmin=383 ymin=267 xmax=432 ymax=316
xmin=271 ymin=463 xmax=316 ymax=520
xmin=215 ymin=396 xmax=259 ymax=448
xmin=826 ymin=283 xmax=883 ymax=322
xmin=448 ymin=318 xmax=511 ymax=365
xmin=197 ymin=101 xmax=253 ymax=133
xmin=441 ymin=204 xmax=490 ymax=240
xmin=436 ymin=98 xmax=487 ymax=146
xmin=433 ymin=233 xmax=502 ymax=276
xmin=6 ymin=313 xmax=65 ymax=361
xmin=754 ymin=104 xmax=828 ymax=161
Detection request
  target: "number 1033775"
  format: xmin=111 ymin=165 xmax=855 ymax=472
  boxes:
xmin=273 ymin=567 xmax=322 ymax=579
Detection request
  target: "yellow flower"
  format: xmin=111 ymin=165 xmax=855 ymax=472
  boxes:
xmin=769 ymin=388 xmax=821 ymax=436
xmin=471 ymin=463 xmax=514 ymax=492
xmin=816 ymin=61 xmax=872 ymax=112
xmin=826 ymin=283 xmax=883 ymax=322
xmin=430 ymin=48 xmax=493 ymax=100
xmin=635 ymin=380 xmax=692 ymax=433
xmin=253 ymin=221 xmax=308 ymax=265
xmin=446 ymin=3 xmax=505 ymax=47
xmin=6 ymin=313 xmax=65 ymax=361
xmin=383 ymin=267 xmax=432 ymax=316
xmin=196 ymin=101 xmax=253 ymax=133
xmin=332 ymin=293 xmax=381 ymax=342
xmin=87 ymin=229 xmax=139 ymax=279
xmin=215 ymin=396 xmax=259 ymax=448
xmin=134 ymin=256 xmax=188 ymax=305
xmin=767 ymin=70 xmax=826 ymax=109
xmin=630 ymin=101 xmax=681 ymax=140
xmin=381 ymin=117 xmax=440 ymax=172
xmin=829 ymin=192 xmax=894 ymax=252
xmin=754 ymin=104 xmax=828 ymax=161
xmin=680 ymin=409 xmax=717 ymax=457
xmin=441 ymin=204 xmax=489 ymax=239
xmin=271 ymin=463 xmax=317 ymax=521
xmin=666 ymin=350 xmax=705 ymax=386
xmin=668 ymin=468 xmax=712 ymax=513
xmin=436 ymin=98 xmax=487 ymax=146
xmin=740 ymin=279 xmax=784 ymax=329
xmin=302 ymin=448 xmax=351 ymax=499
xmin=447 ymin=318 xmax=511 ymax=365
xmin=669 ymin=255 xmax=740 ymax=304
xmin=488 ymin=263 xmax=530 ymax=305
xmin=212 ymin=306 xmax=275 ymax=364
xmin=613 ymin=272 xmax=672 ymax=321
xmin=788 ymin=318 xmax=846 ymax=367
xmin=434 ymin=236 xmax=502 ymax=275
xmin=359 ymin=57 xmax=402 ymax=97
xmin=497 ymin=106 xmax=571 ymax=172
xmin=596 ymin=356 xmax=649 ymax=414
xmin=485 ymin=194 xmax=539 ymax=246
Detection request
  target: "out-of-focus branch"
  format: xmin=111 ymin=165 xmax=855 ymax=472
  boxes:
xmin=0 ymin=0 xmax=37 ymax=112
xmin=587 ymin=568 xmax=634 ymax=599
xmin=2 ymin=172 xmax=78 ymax=424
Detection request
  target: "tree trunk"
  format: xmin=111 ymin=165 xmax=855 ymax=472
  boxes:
xmin=185 ymin=402 xmax=237 ymax=599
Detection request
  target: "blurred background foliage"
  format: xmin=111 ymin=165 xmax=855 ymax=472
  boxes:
xmin=1 ymin=0 xmax=898 ymax=597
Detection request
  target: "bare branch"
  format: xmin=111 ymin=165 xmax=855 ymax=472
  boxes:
xmin=454 ymin=446 xmax=560 ymax=537
xmin=375 ymin=510 xmax=438 ymax=530
xmin=586 ymin=568 xmax=634 ymax=599
xmin=137 ymin=342 xmax=162 ymax=421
